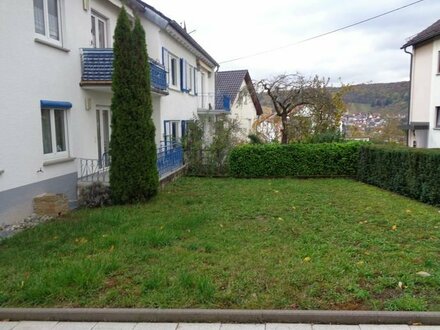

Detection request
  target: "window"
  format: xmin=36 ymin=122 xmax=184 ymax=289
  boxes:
xmin=162 ymin=48 xmax=179 ymax=88
xmin=436 ymin=107 xmax=440 ymax=128
xmin=438 ymin=51 xmax=440 ymax=74
xmin=41 ymin=105 xmax=69 ymax=158
xmin=164 ymin=120 xmax=180 ymax=145
xmin=91 ymin=11 xmax=107 ymax=48
xmin=33 ymin=0 xmax=62 ymax=44
xmin=187 ymin=64 xmax=194 ymax=94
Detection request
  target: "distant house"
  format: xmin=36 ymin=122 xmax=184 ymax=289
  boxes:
xmin=215 ymin=70 xmax=263 ymax=138
xmin=402 ymin=19 xmax=440 ymax=148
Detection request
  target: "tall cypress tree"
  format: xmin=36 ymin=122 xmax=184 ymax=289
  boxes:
xmin=110 ymin=8 xmax=159 ymax=204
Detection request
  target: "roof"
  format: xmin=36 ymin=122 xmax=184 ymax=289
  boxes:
xmin=215 ymin=70 xmax=263 ymax=115
xmin=132 ymin=0 xmax=219 ymax=68
xmin=402 ymin=19 xmax=440 ymax=48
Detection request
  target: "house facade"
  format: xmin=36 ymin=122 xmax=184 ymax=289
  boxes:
xmin=0 ymin=0 xmax=223 ymax=225
xmin=402 ymin=19 xmax=440 ymax=148
xmin=215 ymin=70 xmax=263 ymax=139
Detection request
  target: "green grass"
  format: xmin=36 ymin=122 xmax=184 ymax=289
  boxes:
xmin=0 ymin=178 xmax=439 ymax=310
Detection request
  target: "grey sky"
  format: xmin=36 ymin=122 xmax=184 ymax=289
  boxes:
xmin=145 ymin=0 xmax=440 ymax=84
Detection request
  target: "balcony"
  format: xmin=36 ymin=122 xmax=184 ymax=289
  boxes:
xmin=197 ymin=93 xmax=231 ymax=113
xmin=80 ymin=48 xmax=168 ymax=95
xmin=78 ymin=142 xmax=183 ymax=184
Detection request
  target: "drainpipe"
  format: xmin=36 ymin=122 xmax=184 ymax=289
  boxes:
xmin=403 ymin=46 xmax=413 ymax=147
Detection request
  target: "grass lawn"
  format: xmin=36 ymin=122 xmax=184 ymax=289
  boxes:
xmin=0 ymin=178 xmax=439 ymax=310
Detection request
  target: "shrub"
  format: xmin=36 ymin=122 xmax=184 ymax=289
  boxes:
xmin=229 ymin=142 xmax=364 ymax=177
xmin=78 ymin=183 xmax=111 ymax=208
xmin=357 ymin=144 xmax=440 ymax=205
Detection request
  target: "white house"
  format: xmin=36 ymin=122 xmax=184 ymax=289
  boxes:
xmin=215 ymin=70 xmax=263 ymax=138
xmin=0 ymin=0 xmax=226 ymax=225
xmin=402 ymin=19 xmax=440 ymax=148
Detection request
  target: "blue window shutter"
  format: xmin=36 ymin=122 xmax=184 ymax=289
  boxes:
xmin=181 ymin=120 xmax=186 ymax=138
xmin=180 ymin=58 xmax=184 ymax=91
xmin=40 ymin=100 xmax=72 ymax=109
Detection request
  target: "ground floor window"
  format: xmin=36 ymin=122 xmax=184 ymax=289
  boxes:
xmin=436 ymin=106 xmax=440 ymax=128
xmin=164 ymin=120 xmax=180 ymax=145
xmin=41 ymin=107 xmax=68 ymax=158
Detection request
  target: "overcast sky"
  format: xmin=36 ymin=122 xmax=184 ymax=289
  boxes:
xmin=145 ymin=0 xmax=440 ymax=85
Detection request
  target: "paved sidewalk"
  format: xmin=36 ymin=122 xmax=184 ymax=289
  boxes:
xmin=0 ymin=322 xmax=439 ymax=330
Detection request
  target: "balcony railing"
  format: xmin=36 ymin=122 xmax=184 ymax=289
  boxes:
xmin=80 ymin=48 xmax=168 ymax=94
xmin=78 ymin=143 xmax=183 ymax=183
xmin=197 ymin=93 xmax=231 ymax=111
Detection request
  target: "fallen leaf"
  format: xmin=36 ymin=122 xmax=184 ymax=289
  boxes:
xmin=405 ymin=209 xmax=412 ymax=213
xmin=278 ymin=217 xmax=283 ymax=221
xmin=303 ymin=256 xmax=311 ymax=262
xmin=416 ymin=271 xmax=431 ymax=277
xmin=398 ymin=281 xmax=406 ymax=289
xmin=109 ymin=245 xmax=114 ymax=252
xmin=274 ymin=190 xmax=280 ymax=193
xmin=391 ymin=225 xmax=397 ymax=231
xmin=356 ymin=261 xmax=364 ymax=266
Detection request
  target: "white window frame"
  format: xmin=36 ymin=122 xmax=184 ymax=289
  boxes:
xmin=33 ymin=0 xmax=63 ymax=46
xmin=163 ymin=48 xmax=180 ymax=90
xmin=41 ymin=108 xmax=69 ymax=160
xmin=164 ymin=120 xmax=180 ymax=144
xmin=187 ymin=64 xmax=194 ymax=95
xmin=91 ymin=10 xmax=108 ymax=48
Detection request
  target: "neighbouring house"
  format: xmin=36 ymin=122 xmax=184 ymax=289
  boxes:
xmin=402 ymin=19 xmax=440 ymax=148
xmin=0 ymin=0 xmax=229 ymax=225
xmin=215 ymin=70 xmax=263 ymax=138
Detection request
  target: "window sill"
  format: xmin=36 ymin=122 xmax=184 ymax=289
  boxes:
xmin=34 ymin=38 xmax=71 ymax=53
xmin=43 ymin=157 xmax=75 ymax=167
xmin=433 ymin=127 xmax=440 ymax=130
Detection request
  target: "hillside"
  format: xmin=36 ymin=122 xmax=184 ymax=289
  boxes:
xmin=258 ymin=81 xmax=410 ymax=116
xmin=343 ymin=81 xmax=410 ymax=115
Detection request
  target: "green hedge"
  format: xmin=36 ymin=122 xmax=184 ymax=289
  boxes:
xmin=358 ymin=145 xmax=440 ymax=205
xmin=229 ymin=142 xmax=363 ymax=177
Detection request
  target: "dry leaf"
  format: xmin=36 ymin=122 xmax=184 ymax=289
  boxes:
xmin=303 ymin=256 xmax=311 ymax=262
xmin=391 ymin=225 xmax=397 ymax=231
xmin=416 ymin=271 xmax=431 ymax=277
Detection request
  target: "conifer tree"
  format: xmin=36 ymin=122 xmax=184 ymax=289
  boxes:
xmin=110 ymin=8 xmax=159 ymax=204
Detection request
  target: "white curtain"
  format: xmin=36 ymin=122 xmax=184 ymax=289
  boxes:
xmin=48 ymin=0 xmax=59 ymax=40
xmin=33 ymin=0 xmax=45 ymax=35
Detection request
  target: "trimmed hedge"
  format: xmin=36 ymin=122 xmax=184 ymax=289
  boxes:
xmin=229 ymin=142 xmax=364 ymax=177
xmin=358 ymin=144 xmax=440 ymax=205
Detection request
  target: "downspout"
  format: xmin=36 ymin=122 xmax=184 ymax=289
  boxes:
xmin=403 ymin=46 xmax=413 ymax=147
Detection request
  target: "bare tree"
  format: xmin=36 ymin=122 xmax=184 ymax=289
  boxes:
xmin=241 ymin=73 xmax=349 ymax=144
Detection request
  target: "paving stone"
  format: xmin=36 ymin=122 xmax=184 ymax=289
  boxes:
xmin=220 ymin=324 xmax=265 ymax=329
xmin=53 ymin=322 xmax=97 ymax=330
xmin=267 ymin=324 xmax=313 ymax=330
xmin=134 ymin=323 xmax=178 ymax=330
xmin=313 ymin=326 xmax=360 ymax=330
xmin=0 ymin=322 xmax=20 ymax=330
xmin=92 ymin=323 xmax=137 ymax=330
xmin=360 ymin=325 xmax=410 ymax=330
xmin=410 ymin=327 xmax=440 ymax=330
xmin=177 ymin=324 xmax=221 ymax=330
xmin=12 ymin=321 xmax=59 ymax=329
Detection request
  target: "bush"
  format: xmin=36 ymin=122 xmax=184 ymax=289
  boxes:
xmin=357 ymin=145 xmax=440 ymax=205
xmin=229 ymin=142 xmax=364 ymax=177
xmin=78 ymin=183 xmax=111 ymax=208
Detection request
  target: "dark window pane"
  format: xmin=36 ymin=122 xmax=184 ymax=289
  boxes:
xmin=41 ymin=109 xmax=52 ymax=154
xmin=437 ymin=108 xmax=440 ymax=128
xmin=171 ymin=58 xmax=176 ymax=85
xmin=54 ymin=110 xmax=66 ymax=152
xmin=34 ymin=0 xmax=45 ymax=35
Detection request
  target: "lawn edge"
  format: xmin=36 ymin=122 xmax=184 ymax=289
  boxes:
xmin=0 ymin=309 xmax=439 ymax=325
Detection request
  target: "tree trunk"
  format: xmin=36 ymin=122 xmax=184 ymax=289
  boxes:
xmin=281 ymin=113 xmax=288 ymax=144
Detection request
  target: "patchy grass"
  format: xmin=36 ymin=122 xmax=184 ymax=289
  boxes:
xmin=0 ymin=178 xmax=439 ymax=310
